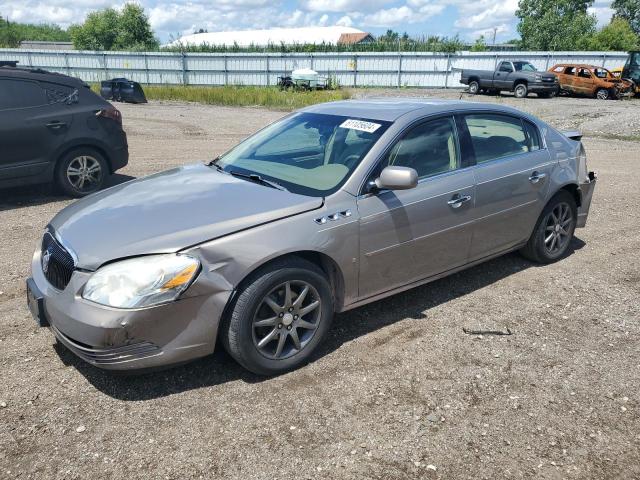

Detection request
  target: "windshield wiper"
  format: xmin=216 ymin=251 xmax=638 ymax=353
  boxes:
xmin=227 ymin=169 xmax=288 ymax=191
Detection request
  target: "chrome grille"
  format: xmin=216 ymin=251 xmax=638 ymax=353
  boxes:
xmin=41 ymin=231 xmax=75 ymax=290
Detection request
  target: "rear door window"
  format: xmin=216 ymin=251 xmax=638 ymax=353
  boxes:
xmin=464 ymin=113 xmax=531 ymax=163
xmin=40 ymin=81 xmax=74 ymax=104
xmin=0 ymin=79 xmax=47 ymax=110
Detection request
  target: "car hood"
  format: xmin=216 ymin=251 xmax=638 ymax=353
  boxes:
xmin=49 ymin=163 xmax=323 ymax=270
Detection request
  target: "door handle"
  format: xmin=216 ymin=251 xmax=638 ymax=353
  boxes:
xmin=447 ymin=194 xmax=472 ymax=209
xmin=46 ymin=121 xmax=67 ymax=130
xmin=529 ymin=171 xmax=547 ymax=183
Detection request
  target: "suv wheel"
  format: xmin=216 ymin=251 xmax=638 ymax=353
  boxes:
xmin=468 ymin=80 xmax=480 ymax=95
xmin=596 ymin=88 xmax=610 ymax=100
xmin=221 ymin=257 xmax=334 ymax=375
xmin=520 ymin=191 xmax=577 ymax=264
xmin=514 ymin=83 xmax=528 ymax=98
xmin=55 ymin=148 xmax=108 ymax=197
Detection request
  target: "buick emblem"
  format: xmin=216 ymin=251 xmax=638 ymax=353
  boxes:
xmin=42 ymin=249 xmax=52 ymax=274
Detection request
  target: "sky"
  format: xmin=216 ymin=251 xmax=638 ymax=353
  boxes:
xmin=0 ymin=0 xmax=616 ymax=44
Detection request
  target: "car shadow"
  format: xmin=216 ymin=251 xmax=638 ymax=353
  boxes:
xmin=0 ymin=173 xmax=135 ymax=211
xmin=61 ymin=237 xmax=586 ymax=401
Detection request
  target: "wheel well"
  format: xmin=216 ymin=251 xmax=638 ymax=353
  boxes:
xmin=560 ymin=183 xmax=581 ymax=208
xmin=514 ymin=79 xmax=528 ymax=87
xmin=468 ymin=76 xmax=480 ymax=84
xmin=55 ymin=144 xmax=113 ymax=174
xmin=240 ymin=251 xmax=346 ymax=312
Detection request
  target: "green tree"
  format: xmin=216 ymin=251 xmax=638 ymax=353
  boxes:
xmin=69 ymin=4 xmax=158 ymax=51
xmin=516 ymin=0 xmax=598 ymax=50
xmin=585 ymin=17 xmax=639 ymax=50
xmin=612 ymin=0 xmax=640 ymax=35
xmin=114 ymin=3 xmax=158 ymax=50
xmin=379 ymin=30 xmax=400 ymax=44
xmin=0 ymin=16 xmax=70 ymax=47
xmin=471 ymin=35 xmax=488 ymax=51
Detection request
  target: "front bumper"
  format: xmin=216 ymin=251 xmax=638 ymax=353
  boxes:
xmin=528 ymin=82 xmax=559 ymax=93
xmin=29 ymin=249 xmax=232 ymax=371
xmin=576 ymin=171 xmax=597 ymax=228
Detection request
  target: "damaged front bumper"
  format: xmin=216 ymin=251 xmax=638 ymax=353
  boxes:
xmin=28 ymin=249 xmax=232 ymax=371
xmin=576 ymin=171 xmax=597 ymax=228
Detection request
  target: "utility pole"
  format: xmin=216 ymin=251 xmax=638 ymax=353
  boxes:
xmin=492 ymin=27 xmax=497 ymax=46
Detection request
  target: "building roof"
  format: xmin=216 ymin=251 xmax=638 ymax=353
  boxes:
xmin=172 ymin=26 xmax=370 ymax=48
xmin=337 ymin=32 xmax=374 ymax=45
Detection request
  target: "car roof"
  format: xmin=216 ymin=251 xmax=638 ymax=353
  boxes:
xmin=0 ymin=66 xmax=85 ymax=87
xmin=552 ymin=64 xmax=605 ymax=69
xmin=301 ymin=98 xmax=527 ymax=122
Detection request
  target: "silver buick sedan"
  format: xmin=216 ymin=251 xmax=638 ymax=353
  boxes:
xmin=27 ymin=99 xmax=596 ymax=375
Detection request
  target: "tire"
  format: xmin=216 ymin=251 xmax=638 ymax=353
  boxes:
xmin=596 ymin=88 xmax=610 ymax=100
xmin=538 ymin=88 xmax=557 ymax=99
xmin=55 ymin=147 xmax=108 ymax=198
xmin=514 ymin=83 xmax=528 ymax=98
xmin=520 ymin=190 xmax=577 ymax=264
xmin=221 ymin=257 xmax=334 ymax=375
xmin=468 ymin=80 xmax=480 ymax=95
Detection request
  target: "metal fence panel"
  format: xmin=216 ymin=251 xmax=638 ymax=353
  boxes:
xmin=0 ymin=48 xmax=629 ymax=88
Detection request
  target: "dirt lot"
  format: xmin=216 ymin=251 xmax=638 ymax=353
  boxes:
xmin=1 ymin=91 xmax=639 ymax=480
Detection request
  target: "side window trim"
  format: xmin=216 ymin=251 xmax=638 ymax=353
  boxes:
xmin=521 ymin=118 xmax=541 ymax=152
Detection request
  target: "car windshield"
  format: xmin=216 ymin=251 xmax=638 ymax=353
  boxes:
xmin=214 ymin=112 xmax=390 ymax=197
xmin=513 ymin=62 xmax=537 ymax=72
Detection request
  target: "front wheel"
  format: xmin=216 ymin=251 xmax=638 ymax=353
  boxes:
xmin=221 ymin=258 xmax=334 ymax=375
xmin=596 ymin=88 xmax=610 ymax=100
xmin=520 ymin=191 xmax=577 ymax=264
xmin=514 ymin=83 xmax=528 ymax=98
xmin=538 ymin=88 xmax=558 ymax=98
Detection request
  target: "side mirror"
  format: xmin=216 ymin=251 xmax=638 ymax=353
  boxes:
xmin=374 ymin=166 xmax=418 ymax=191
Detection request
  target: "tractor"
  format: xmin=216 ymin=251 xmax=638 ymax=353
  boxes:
xmin=611 ymin=51 xmax=640 ymax=96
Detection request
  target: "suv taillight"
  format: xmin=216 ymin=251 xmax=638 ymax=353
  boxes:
xmin=96 ymin=106 xmax=122 ymax=125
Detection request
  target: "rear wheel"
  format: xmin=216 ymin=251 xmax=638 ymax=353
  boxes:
xmin=468 ymin=80 xmax=480 ymax=95
xmin=55 ymin=147 xmax=108 ymax=198
xmin=221 ymin=258 xmax=334 ymax=375
xmin=514 ymin=83 xmax=528 ymax=98
xmin=520 ymin=191 xmax=577 ymax=264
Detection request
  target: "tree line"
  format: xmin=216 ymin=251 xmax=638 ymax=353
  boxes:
xmin=1 ymin=1 xmax=638 ymax=52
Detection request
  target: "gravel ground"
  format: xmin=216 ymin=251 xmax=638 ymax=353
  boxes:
xmin=1 ymin=91 xmax=639 ymax=480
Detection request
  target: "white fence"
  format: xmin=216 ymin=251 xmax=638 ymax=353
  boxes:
xmin=0 ymin=48 xmax=629 ymax=88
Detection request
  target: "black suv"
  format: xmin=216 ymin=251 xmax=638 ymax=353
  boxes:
xmin=0 ymin=66 xmax=128 ymax=197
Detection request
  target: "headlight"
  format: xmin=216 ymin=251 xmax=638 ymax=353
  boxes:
xmin=534 ymin=74 xmax=543 ymax=81
xmin=82 ymin=254 xmax=200 ymax=308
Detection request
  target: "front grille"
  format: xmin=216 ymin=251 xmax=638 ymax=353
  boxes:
xmin=41 ymin=231 xmax=75 ymax=290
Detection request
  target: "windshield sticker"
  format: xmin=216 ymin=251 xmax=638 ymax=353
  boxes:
xmin=339 ymin=119 xmax=381 ymax=133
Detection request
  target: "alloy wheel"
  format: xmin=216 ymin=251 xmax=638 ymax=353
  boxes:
xmin=252 ymin=280 xmax=322 ymax=360
xmin=596 ymin=89 xmax=609 ymax=100
xmin=66 ymin=155 xmax=103 ymax=192
xmin=543 ymin=202 xmax=573 ymax=255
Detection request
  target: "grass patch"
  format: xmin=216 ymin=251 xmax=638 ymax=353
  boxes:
xmin=93 ymin=84 xmax=352 ymax=110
